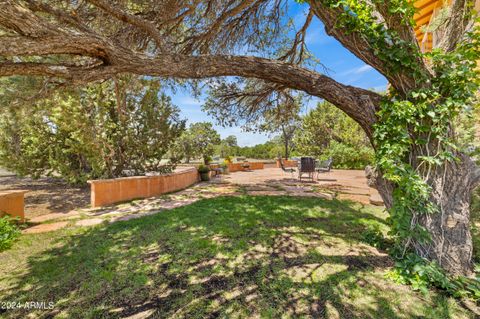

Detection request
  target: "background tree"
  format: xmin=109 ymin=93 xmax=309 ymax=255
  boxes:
xmin=0 ymin=0 xmax=479 ymax=276
xmin=236 ymin=138 xmax=283 ymax=160
xmin=0 ymin=77 xmax=185 ymax=183
xmin=295 ymin=101 xmax=374 ymax=169
xmin=263 ymin=98 xmax=301 ymax=160
xmin=205 ymin=88 xmax=302 ymax=159
xmin=216 ymin=135 xmax=238 ymax=158
xmin=190 ymin=122 xmax=221 ymax=163
xmin=175 ymin=122 xmax=221 ymax=164
xmin=172 ymin=131 xmax=196 ymax=164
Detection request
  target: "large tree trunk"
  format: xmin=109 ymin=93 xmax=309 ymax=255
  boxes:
xmin=415 ymin=154 xmax=477 ymax=276
xmin=284 ymin=139 xmax=289 ymax=160
xmin=369 ymin=154 xmax=479 ymax=276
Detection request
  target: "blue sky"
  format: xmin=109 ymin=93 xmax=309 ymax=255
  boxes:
xmin=169 ymin=3 xmax=388 ymax=147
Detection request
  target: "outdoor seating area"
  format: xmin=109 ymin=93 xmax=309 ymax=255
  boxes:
xmin=277 ymin=157 xmax=334 ymax=181
xmin=222 ymin=166 xmax=383 ymax=206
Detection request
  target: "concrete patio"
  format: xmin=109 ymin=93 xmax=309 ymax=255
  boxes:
xmin=221 ymin=167 xmax=383 ymax=206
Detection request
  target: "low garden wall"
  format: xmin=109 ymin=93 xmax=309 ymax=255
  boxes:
xmin=88 ymin=168 xmax=199 ymax=207
xmin=276 ymin=159 xmax=297 ymax=168
xmin=227 ymin=162 xmax=264 ymax=172
xmin=0 ymin=190 xmax=28 ymax=222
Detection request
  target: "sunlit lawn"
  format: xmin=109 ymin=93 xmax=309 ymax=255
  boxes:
xmin=0 ymin=196 xmax=474 ymax=318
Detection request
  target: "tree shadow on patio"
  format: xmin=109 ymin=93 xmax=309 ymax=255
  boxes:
xmin=0 ymin=196 xmax=469 ymax=318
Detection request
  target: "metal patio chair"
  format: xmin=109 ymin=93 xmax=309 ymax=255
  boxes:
xmin=298 ymin=157 xmax=316 ymax=181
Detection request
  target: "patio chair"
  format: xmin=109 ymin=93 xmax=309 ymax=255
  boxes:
xmin=316 ymin=158 xmax=333 ymax=179
xmin=209 ymin=164 xmax=223 ymax=177
xmin=299 ymin=157 xmax=316 ymax=181
xmin=278 ymin=157 xmax=296 ymax=177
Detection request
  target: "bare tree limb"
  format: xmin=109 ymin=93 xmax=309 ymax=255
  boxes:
xmin=180 ymin=0 xmax=264 ymax=53
xmin=280 ymin=8 xmax=314 ymax=64
xmin=24 ymin=0 xmax=94 ymax=34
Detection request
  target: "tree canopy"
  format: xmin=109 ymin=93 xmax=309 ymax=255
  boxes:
xmin=174 ymin=122 xmax=221 ymax=164
xmin=295 ymin=101 xmax=374 ymax=169
xmin=0 ymin=77 xmax=185 ymax=183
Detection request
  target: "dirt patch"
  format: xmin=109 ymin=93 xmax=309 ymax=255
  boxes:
xmin=22 ymin=221 xmax=69 ymax=234
xmin=0 ymin=176 xmax=90 ymax=219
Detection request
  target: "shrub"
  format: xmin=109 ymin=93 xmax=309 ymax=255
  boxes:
xmin=295 ymin=101 xmax=374 ymax=169
xmin=0 ymin=215 xmax=21 ymax=251
xmin=387 ymin=254 xmax=480 ymax=300
xmin=320 ymin=141 xmax=374 ymax=169
xmin=203 ymin=156 xmax=213 ymax=165
xmin=197 ymin=164 xmax=210 ymax=173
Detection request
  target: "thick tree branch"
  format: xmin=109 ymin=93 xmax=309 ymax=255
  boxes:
xmin=0 ymin=36 xmax=110 ymax=60
xmin=373 ymin=1 xmax=419 ymax=45
xmin=438 ymin=0 xmax=476 ymax=52
xmin=308 ymin=1 xmax=431 ymax=94
xmin=0 ymin=53 xmax=381 ymax=138
xmin=0 ymin=61 xmax=119 ymax=82
xmin=0 ymin=1 xmax=61 ymax=36
xmin=473 ymin=165 xmax=480 ymax=189
xmin=0 ymin=1 xmax=382 ymax=139
xmin=86 ymin=0 xmax=165 ymax=49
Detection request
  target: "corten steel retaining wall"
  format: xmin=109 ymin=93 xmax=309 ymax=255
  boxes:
xmin=227 ymin=162 xmax=264 ymax=172
xmin=88 ymin=168 xmax=199 ymax=208
xmin=0 ymin=190 xmax=28 ymax=222
xmin=276 ymin=159 xmax=298 ymax=168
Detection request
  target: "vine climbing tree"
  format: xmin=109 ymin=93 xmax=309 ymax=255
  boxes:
xmin=0 ymin=0 xmax=479 ymax=276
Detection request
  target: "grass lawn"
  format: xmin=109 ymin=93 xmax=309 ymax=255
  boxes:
xmin=0 ymin=196 xmax=474 ymax=318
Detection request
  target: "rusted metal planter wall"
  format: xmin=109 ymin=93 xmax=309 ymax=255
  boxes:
xmin=88 ymin=168 xmax=199 ymax=208
xmin=227 ymin=162 xmax=264 ymax=172
xmin=275 ymin=159 xmax=297 ymax=168
xmin=0 ymin=190 xmax=28 ymax=222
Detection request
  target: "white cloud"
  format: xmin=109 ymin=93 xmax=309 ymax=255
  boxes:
xmin=353 ymin=64 xmax=374 ymax=74
xmin=305 ymin=28 xmax=333 ymax=46
xmin=178 ymin=96 xmax=203 ymax=106
xmin=341 ymin=64 xmax=374 ymax=76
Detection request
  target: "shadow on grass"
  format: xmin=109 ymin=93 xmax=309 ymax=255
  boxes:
xmin=1 ymin=196 xmax=464 ymax=318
